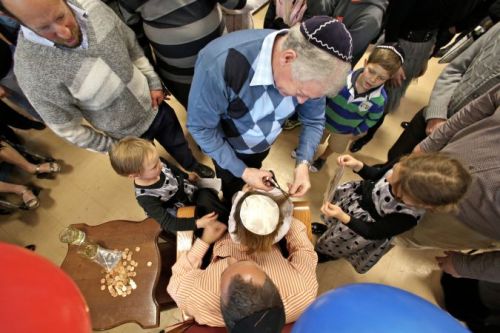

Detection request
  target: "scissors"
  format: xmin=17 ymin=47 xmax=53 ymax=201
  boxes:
xmin=264 ymin=170 xmax=290 ymax=198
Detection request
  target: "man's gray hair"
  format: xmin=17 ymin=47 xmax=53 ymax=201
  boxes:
xmin=282 ymin=24 xmax=351 ymax=97
xmin=220 ymin=275 xmax=284 ymax=331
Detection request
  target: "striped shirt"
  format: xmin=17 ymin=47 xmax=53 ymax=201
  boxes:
xmin=167 ymin=218 xmax=318 ymax=327
xmin=325 ymin=69 xmax=386 ymax=135
xmin=118 ymin=0 xmax=246 ymax=86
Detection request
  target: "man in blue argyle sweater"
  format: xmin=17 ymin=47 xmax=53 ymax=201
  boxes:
xmin=188 ymin=16 xmax=352 ymax=203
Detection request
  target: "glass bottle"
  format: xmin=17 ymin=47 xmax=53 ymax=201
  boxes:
xmin=59 ymin=226 xmax=86 ymax=245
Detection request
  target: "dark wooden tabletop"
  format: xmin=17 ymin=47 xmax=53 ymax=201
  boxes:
xmin=60 ymin=218 xmax=162 ymax=330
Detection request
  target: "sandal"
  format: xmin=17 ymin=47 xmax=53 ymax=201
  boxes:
xmin=35 ymin=161 xmax=61 ymax=179
xmin=20 ymin=187 xmax=40 ymax=210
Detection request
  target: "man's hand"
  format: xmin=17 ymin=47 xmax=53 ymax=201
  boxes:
xmin=288 ymin=163 xmax=310 ymax=197
xmin=425 ymin=118 xmax=446 ymax=135
xmin=275 ymin=0 xmax=287 ymax=19
xmin=436 ymin=251 xmax=461 ymax=277
xmin=0 ymin=85 xmax=8 ymax=99
xmin=201 ymin=221 xmax=227 ymax=244
xmin=242 ymin=168 xmax=274 ymax=191
xmin=337 ymin=154 xmax=363 ymax=172
xmin=387 ymin=67 xmax=406 ymax=88
xmin=150 ymin=90 xmax=165 ymax=109
xmin=196 ymin=212 xmax=218 ymax=229
xmin=321 ymin=202 xmax=350 ymax=223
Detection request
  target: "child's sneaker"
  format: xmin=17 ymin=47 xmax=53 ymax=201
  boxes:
xmin=283 ymin=119 xmax=301 ymax=130
xmin=309 ymin=158 xmax=326 ymax=172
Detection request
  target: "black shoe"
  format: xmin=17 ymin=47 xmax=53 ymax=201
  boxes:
xmin=349 ymin=139 xmax=367 ymax=153
xmin=317 ymin=251 xmax=334 ymax=263
xmin=191 ymin=162 xmax=215 ymax=178
xmin=309 ymin=158 xmax=326 ymax=173
xmin=312 ymin=222 xmax=328 ymax=236
xmin=400 ymin=121 xmax=410 ymax=129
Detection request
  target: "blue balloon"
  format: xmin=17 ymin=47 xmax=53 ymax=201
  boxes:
xmin=292 ymin=283 xmax=470 ymax=333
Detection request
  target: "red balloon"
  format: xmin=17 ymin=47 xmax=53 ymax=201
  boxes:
xmin=0 ymin=243 xmax=91 ymax=333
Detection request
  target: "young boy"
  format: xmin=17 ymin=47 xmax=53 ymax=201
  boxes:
xmin=109 ymin=137 xmax=228 ymax=234
xmin=309 ymin=44 xmax=405 ymax=172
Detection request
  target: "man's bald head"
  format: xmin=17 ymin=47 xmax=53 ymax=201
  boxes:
xmin=1 ymin=0 xmax=81 ymax=48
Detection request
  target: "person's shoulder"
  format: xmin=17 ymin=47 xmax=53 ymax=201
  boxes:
xmin=199 ymin=29 xmax=274 ymax=61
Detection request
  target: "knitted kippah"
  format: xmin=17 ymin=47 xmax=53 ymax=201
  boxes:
xmin=375 ymin=43 xmax=406 ymax=64
xmin=300 ymin=16 xmax=353 ymax=62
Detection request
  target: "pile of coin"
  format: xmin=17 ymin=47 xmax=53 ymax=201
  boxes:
xmin=100 ymin=247 xmax=139 ymax=297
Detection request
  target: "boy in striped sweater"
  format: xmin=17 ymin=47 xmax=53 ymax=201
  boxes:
xmin=310 ymin=44 xmax=405 ymax=172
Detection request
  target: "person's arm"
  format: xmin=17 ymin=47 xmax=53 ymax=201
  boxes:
xmin=295 ymin=98 xmax=326 ymax=162
xmin=423 ymin=25 xmax=495 ymax=121
xmin=442 ymin=251 xmax=500 ymax=283
xmin=167 ymin=222 xmax=227 ymax=316
xmin=419 ymin=84 xmax=499 ymax=152
xmin=347 ymin=213 xmax=418 ymax=240
xmin=137 ymin=196 xmax=197 ymax=232
xmin=113 ymin=5 xmax=162 ymax=92
xmin=16 ymin=84 xmax=116 ymax=152
xmin=283 ymin=218 xmax=319 ymax=322
xmin=187 ymin=59 xmax=247 ymax=178
xmin=356 ymin=163 xmax=393 ymax=181
xmin=167 ymin=238 xmax=210 ymax=310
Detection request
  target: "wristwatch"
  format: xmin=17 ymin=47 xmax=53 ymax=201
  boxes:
xmin=296 ymin=160 xmax=311 ymax=168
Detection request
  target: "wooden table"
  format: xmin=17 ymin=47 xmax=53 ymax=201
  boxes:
xmin=61 ymin=218 xmax=165 ymax=330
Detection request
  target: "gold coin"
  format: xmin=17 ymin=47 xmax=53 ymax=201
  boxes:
xmin=135 ymin=247 xmax=140 ymax=252
xmin=100 ymin=278 xmax=105 ymax=284
xmin=100 ymin=285 xmax=106 ymax=291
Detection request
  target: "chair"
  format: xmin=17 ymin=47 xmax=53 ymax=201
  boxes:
xmin=166 ymin=201 xmax=313 ymax=333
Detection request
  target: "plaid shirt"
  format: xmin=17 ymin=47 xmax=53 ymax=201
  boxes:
xmin=187 ymin=29 xmax=325 ymax=177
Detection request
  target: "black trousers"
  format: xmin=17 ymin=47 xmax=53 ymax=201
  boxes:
xmin=214 ymin=149 xmax=270 ymax=205
xmin=194 ymin=188 xmax=229 ymax=225
xmin=141 ymin=103 xmax=196 ymax=170
xmin=441 ymin=273 xmax=499 ymax=333
xmin=387 ymin=107 xmax=427 ymax=161
xmin=163 ymin=77 xmax=191 ymax=110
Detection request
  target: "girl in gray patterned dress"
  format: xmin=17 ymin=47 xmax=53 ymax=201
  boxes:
xmin=315 ymin=153 xmax=471 ymax=273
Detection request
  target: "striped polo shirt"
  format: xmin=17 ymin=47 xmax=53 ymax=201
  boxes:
xmin=325 ymin=69 xmax=387 ymax=135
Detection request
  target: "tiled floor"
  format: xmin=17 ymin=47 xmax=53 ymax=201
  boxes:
xmin=1 ymin=6 xmax=452 ymax=333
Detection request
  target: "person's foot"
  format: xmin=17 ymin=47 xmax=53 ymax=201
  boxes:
xmin=190 ymin=162 xmax=215 ymax=178
xmin=349 ymin=139 xmax=367 ymax=153
xmin=400 ymin=121 xmax=410 ymax=129
xmin=283 ymin=119 xmax=301 ymax=130
xmin=312 ymin=222 xmax=328 ymax=236
xmin=309 ymin=158 xmax=326 ymax=173
xmin=19 ymin=187 xmax=40 ymax=210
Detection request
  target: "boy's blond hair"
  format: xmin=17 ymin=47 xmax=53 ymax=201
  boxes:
xmin=367 ymin=44 xmax=405 ymax=76
xmin=109 ymin=137 xmax=157 ymax=176
xmin=396 ymin=153 xmax=471 ymax=212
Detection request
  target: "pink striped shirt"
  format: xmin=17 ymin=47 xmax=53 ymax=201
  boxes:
xmin=167 ymin=218 xmax=318 ymax=327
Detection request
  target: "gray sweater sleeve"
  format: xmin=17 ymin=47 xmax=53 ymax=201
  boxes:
xmin=452 ymin=251 xmax=500 ymax=283
xmin=115 ymin=8 xmax=162 ymax=91
xmin=423 ymin=27 xmax=491 ymax=121
xmin=420 ymin=84 xmax=500 ymax=152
